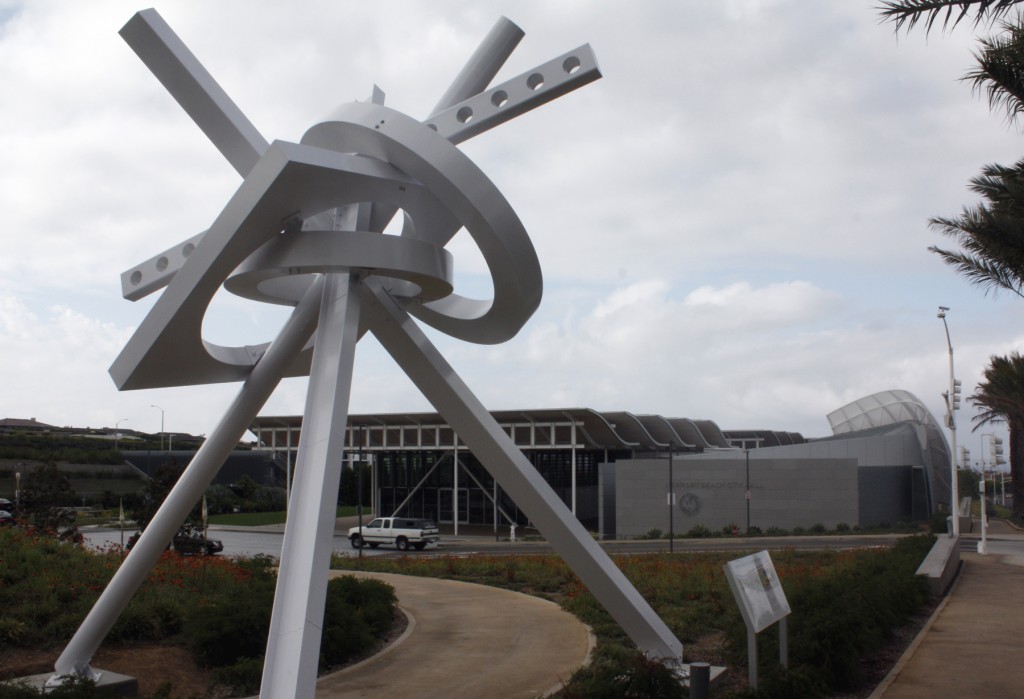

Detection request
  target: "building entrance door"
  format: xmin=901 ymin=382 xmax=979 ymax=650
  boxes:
xmin=439 ymin=488 xmax=469 ymax=524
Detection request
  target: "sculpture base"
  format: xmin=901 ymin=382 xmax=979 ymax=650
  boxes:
xmin=12 ymin=670 xmax=138 ymax=697
xmin=677 ymin=663 xmax=729 ymax=689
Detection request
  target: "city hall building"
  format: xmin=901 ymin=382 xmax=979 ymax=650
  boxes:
xmin=250 ymin=390 xmax=952 ymax=538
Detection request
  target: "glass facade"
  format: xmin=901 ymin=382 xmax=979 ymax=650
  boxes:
xmin=251 ymin=408 xmax=727 ymax=533
xmin=375 ymin=448 xmax=605 ymax=530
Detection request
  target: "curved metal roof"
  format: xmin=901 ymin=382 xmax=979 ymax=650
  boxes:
xmin=251 ymin=407 xmax=733 ymax=452
xmin=827 ymin=389 xmax=944 ymax=436
xmin=826 ymin=389 xmax=951 ymax=510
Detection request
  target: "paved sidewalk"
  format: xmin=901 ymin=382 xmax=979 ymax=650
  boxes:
xmin=316 ymin=571 xmax=594 ymax=698
xmin=872 ymin=520 xmax=1024 ymax=699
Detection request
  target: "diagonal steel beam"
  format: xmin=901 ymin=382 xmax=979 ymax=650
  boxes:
xmin=120 ymin=9 xmax=269 ymax=177
xmin=365 ymin=282 xmax=683 ymax=661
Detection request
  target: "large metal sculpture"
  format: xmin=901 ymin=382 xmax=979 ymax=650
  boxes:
xmin=54 ymin=9 xmax=684 ymax=696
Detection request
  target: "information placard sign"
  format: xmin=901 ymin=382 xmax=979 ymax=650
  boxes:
xmin=723 ymin=550 xmax=790 ymax=633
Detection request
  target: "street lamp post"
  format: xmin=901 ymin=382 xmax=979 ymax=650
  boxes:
xmin=151 ymin=405 xmax=165 ymax=452
xmin=938 ymin=307 xmax=961 ymax=537
xmin=668 ymin=441 xmax=674 ymax=553
xmin=115 ymin=419 xmax=127 ymax=452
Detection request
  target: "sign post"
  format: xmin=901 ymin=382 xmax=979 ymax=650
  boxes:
xmin=723 ymin=550 xmax=791 ymax=689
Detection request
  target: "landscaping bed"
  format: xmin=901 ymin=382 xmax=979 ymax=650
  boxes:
xmin=0 ymin=527 xmax=398 ymax=698
xmin=0 ymin=526 xmax=935 ymax=698
xmin=332 ymin=535 xmax=936 ymax=698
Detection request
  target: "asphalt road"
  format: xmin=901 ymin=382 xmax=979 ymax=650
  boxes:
xmin=82 ymin=527 xmax=910 ymax=559
xmin=81 ymin=527 xmax=392 ymax=559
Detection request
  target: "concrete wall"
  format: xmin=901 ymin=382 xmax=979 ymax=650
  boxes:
xmin=858 ymin=465 xmax=914 ymax=526
xmin=614 ymin=455 xmax=860 ymax=537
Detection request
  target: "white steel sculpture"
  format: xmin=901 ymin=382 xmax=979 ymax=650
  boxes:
xmin=53 ymin=9 xmax=684 ymax=696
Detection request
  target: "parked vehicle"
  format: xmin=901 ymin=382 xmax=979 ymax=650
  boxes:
xmin=0 ymin=510 xmax=14 ymax=526
xmin=173 ymin=533 xmax=224 ymax=555
xmin=348 ymin=517 xmax=439 ymax=551
xmin=126 ymin=531 xmax=224 ymax=555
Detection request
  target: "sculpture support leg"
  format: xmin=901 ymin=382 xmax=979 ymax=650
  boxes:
xmin=261 ymin=273 xmax=363 ymax=698
xmin=365 ymin=284 xmax=683 ymax=661
xmin=54 ymin=276 xmax=326 ymax=679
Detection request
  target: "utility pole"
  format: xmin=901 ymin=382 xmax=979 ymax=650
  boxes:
xmin=938 ymin=307 xmax=960 ymax=536
xmin=668 ymin=441 xmax=674 ymax=553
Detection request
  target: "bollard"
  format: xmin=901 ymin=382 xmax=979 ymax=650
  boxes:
xmin=510 ymin=524 xmax=516 ymax=542
xmin=689 ymin=662 xmax=710 ymax=699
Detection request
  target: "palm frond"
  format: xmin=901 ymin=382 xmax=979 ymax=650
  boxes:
xmin=879 ymin=0 xmax=1024 ymax=34
xmin=969 ymin=353 xmax=1024 ymax=429
xmin=928 ymin=157 xmax=1024 ymax=296
xmin=965 ymin=24 xmax=1024 ymax=125
xmin=928 ymin=245 xmax=1024 ymax=297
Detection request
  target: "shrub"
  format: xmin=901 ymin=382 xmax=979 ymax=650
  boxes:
xmin=746 ymin=525 xmax=763 ymax=536
xmin=636 ymin=528 xmax=662 ymax=540
xmin=210 ymin=657 xmax=264 ymax=697
xmin=778 ymin=535 xmax=933 ymax=692
xmin=810 ymin=523 xmax=826 ymax=534
xmin=184 ymin=570 xmax=397 ymax=679
xmin=686 ymin=524 xmax=712 ymax=538
xmin=0 ymin=676 xmax=105 ymax=698
xmin=319 ymin=576 xmax=397 ymax=670
xmin=929 ymin=509 xmax=951 ymax=534
xmin=834 ymin=522 xmax=850 ymax=533
xmin=895 ymin=519 xmax=919 ymax=532
xmin=723 ymin=665 xmax=828 ymax=699
xmin=561 ymin=652 xmax=685 ymax=698
xmin=184 ymin=571 xmax=276 ymax=667
xmin=764 ymin=526 xmax=788 ymax=536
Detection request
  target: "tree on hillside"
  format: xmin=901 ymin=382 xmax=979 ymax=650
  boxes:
xmin=18 ymin=461 xmax=80 ymax=538
xmin=970 ymin=353 xmax=1024 ymax=516
xmin=131 ymin=462 xmax=204 ymax=537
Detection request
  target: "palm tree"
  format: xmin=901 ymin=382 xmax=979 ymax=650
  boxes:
xmin=969 ymin=352 xmax=1024 ymax=517
xmin=883 ymin=4 xmax=1024 ymax=516
xmin=883 ymin=3 xmax=1024 ymax=292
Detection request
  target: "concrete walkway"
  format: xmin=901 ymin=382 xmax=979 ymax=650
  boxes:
xmin=316 ymin=571 xmax=594 ymax=698
xmin=872 ymin=520 xmax=1024 ymax=699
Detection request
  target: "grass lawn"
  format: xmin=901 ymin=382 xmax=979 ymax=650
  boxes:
xmin=208 ymin=505 xmax=366 ymax=526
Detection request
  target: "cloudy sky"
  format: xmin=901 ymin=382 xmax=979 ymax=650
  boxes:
xmin=1 ymin=0 xmax=1021 ymax=462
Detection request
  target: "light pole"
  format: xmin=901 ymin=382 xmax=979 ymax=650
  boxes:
xmin=115 ymin=418 xmax=127 ymax=452
xmin=668 ymin=441 xmax=674 ymax=553
xmin=978 ymin=435 xmax=994 ymax=555
xmin=938 ymin=307 xmax=961 ymax=536
xmin=151 ymin=405 xmax=165 ymax=452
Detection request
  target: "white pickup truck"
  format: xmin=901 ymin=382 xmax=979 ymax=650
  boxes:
xmin=348 ymin=517 xmax=440 ymax=551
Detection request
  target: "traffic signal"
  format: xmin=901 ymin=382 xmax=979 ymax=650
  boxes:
xmin=952 ymin=379 xmax=962 ymax=411
xmin=990 ymin=437 xmax=1006 ymax=466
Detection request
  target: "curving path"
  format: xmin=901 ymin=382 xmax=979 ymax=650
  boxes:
xmin=316 ymin=571 xmax=593 ymax=698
